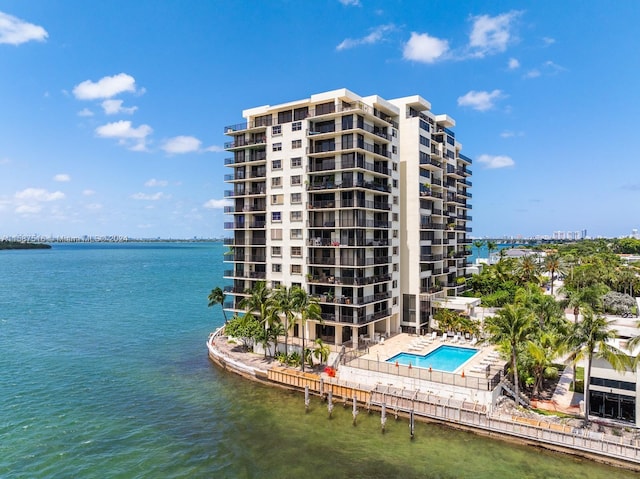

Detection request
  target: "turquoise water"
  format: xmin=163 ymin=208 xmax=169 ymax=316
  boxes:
xmin=388 ymin=346 xmax=478 ymax=372
xmin=0 ymin=243 xmax=632 ymax=478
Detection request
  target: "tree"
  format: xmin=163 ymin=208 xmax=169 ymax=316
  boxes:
xmin=312 ymin=338 xmax=330 ymax=365
xmin=525 ymin=331 xmax=561 ymax=398
xmin=473 ymin=240 xmax=485 ymax=259
xmin=225 ymin=314 xmax=262 ymax=350
xmin=486 ymin=240 xmax=497 ymax=263
xmin=273 ymin=285 xmax=296 ymax=356
xmin=291 ymin=286 xmax=322 ymax=371
xmin=207 ymin=286 xmax=228 ymax=324
xmin=565 ymin=311 xmax=630 ymax=427
xmin=239 ymin=281 xmax=274 ymax=328
xmin=483 ymin=304 xmax=535 ymax=402
xmin=544 ymin=253 xmax=563 ymax=295
xmin=516 ymin=255 xmax=540 ymax=286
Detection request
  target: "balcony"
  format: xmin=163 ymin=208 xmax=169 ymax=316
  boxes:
xmin=224 ymin=136 xmax=267 ymax=150
xmin=224 ymin=117 xmax=272 ymax=133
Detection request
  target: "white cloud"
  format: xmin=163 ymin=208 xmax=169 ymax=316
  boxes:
xmin=101 ymin=99 xmax=138 ymax=115
xmin=336 ymin=24 xmax=394 ymax=51
xmin=468 ymin=11 xmax=521 ymax=57
xmin=95 ymin=120 xmax=152 ymax=151
xmin=144 ymin=178 xmax=168 ymax=187
xmin=0 ymin=11 xmax=48 ymax=45
xmin=477 ymin=154 xmax=514 ymax=169
xmin=161 ymin=135 xmax=201 ymax=154
xmin=53 ymin=173 xmax=71 ymax=182
xmin=403 ymin=32 xmax=449 ymax=63
xmin=457 ymin=90 xmax=503 ymax=111
xmin=130 ymin=192 xmax=170 ymax=201
xmin=77 ymin=108 xmax=94 ymax=117
xmin=0 ymin=157 xmax=10 ymax=165
xmin=500 ymin=130 xmax=524 ymax=139
xmin=15 ymin=188 xmax=65 ymax=202
xmin=85 ymin=203 xmax=102 ymax=210
xmin=73 ymin=73 xmax=137 ymax=100
xmin=542 ymin=36 xmax=556 ymax=46
xmin=205 ymin=145 xmax=224 ymax=153
xmin=15 ymin=204 xmax=42 ymax=214
xmin=507 ymin=58 xmax=520 ymax=69
xmin=203 ymin=198 xmax=232 ymax=209
xmin=82 ymin=189 xmax=96 ymax=196
xmin=524 ymin=69 xmax=541 ymax=79
xmin=339 ymin=0 xmax=360 ymax=5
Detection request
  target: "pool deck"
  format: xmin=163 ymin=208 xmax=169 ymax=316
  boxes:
xmin=360 ymin=333 xmax=506 ymax=376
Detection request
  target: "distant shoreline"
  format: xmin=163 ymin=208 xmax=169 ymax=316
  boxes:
xmin=0 ymin=241 xmax=52 ymax=250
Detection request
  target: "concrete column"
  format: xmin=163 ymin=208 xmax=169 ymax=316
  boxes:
xmin=336 ymin=325 xmax=343 ymax=346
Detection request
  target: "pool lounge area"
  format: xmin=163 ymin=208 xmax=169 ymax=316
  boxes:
xmin=339 ymin=333 xmax=507 ymax=406
xmin=387 ymin=345 xmax=479 ymax=373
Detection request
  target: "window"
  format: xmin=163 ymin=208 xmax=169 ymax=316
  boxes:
xmin=392 ymin=162 xmax=398 ymax=171
xmin=420 ymin=135 xmax=430 ymax=147
xmin=292 ymin=139 xmax=302 ymax=149
xmin=290 ymin=229 xmax=303 ymax=239
xmin=272 ymin=125 xmax=282 ymax=135
xmin=271 ymin=229 xmax=282 ymax=240
xmin=392 ymin=129 xmax=397 ymax=137
xmin=291 ymin=192 xmax=302 ymax=203
xmin=291 ymin=264 xmax=302 ymax=274
xmin=278 ymin=110 xmax=292 ymax=124
xmin=392 ymin=280 xmax=398 ymax=288
xmin=271 ymin=177 xmax=282 ymax=188
xmin=393 ymin=296 xmax=398 ymax=306
xmin=393 ymin=213 xmax=398 ymax=221
xmin=291 ymin=157 xmax=302 ymax=168
xmin=291 ymin=246 xmax=302 ymax=257
xmin=272 ymin=263 xmax=282 ymax=273
xmin=393 ymin=246 xmax=398 ymax=255
xmin=271 ymin=212 xmax=281 ymax=222
xmin=292 ymin=121 xmax=302 ymax=131
xmin=294 ymin=107 xmax=309 ymax=121
xmin=291 ymin=175 xmax=301 ymax=185
xmin=392 ymin=145 xmax=397 ymax=154
xmin=392 ymin=179 xmax=398 ymax=188
xmin=393 ymin=263 xmax=399 ymax=272
xmin=272 ymin=246 xmax=282 ymax=256
xmin=272 ymin=142 xmax=282 ymax=152
xmin=290 ymin=211 xmax=302 ymax=221
xmin=419 ymin=119 xmax=430 ymax=132
xmin=271 ymin=194 xmax=283 ymax=205
xmin=393 ymin=196 xmax=399 ymax=205
xmin=393 ymin=229 xmax=398 ymax=238
xmin=272 ymin=159 xmax=282 ymax=170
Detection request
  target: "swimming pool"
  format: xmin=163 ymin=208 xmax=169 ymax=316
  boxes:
xmin=387 ymin=345 xmax=479 ymax=372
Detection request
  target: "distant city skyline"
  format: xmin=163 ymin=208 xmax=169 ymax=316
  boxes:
xmin=1 ymin=2 xmax=639 ymax=238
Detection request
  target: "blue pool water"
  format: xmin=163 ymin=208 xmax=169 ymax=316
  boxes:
xmin=388 ymin=345 xmax=478 ymax=372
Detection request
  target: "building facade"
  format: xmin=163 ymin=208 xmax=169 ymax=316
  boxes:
xmin=222 ymin=89 xmax=472 ymax=348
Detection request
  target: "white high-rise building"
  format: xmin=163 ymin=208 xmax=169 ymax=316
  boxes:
xmin=222 ymin=89 xmax=472 ymax=347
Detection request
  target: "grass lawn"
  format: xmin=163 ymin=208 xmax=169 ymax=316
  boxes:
xmin=569 ymin=366 xmax=584 ymax=393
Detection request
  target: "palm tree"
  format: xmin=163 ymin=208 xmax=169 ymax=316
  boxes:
xmin=484 ymin=304 xmax=535 ymax=402
xmin=239 ymin=281 xmax=273 ymax=327
xmin=544 ymin=253 xmax=562 ymax=295
xmin=291 ymin=286 xmax=322 ymax=371
xmin=565 ymin=310 xmax=630 ymax=427
xmin=273 ymin=285 xmax=296 ymax=356
xmin=486 ymin=240 xmax=497 ymax=263
xmin=526 ymin=331 xmax=562 ymax=398
xmin=472 ymin=240 xmax=485 ymax=260
xmin=207 ymin=286 xmax=228 ymax=324
xmin=312 ymin=338 xmax=330 ymax=365
xmin=516 ymin=255 xmax=540 ymax=286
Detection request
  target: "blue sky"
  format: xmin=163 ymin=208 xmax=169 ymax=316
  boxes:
xmin=1 ymin=1 xmax=639 ymax=239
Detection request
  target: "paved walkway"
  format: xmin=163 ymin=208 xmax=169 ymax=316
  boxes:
xmin=533 ymin=364 xmax=583 ymax=413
